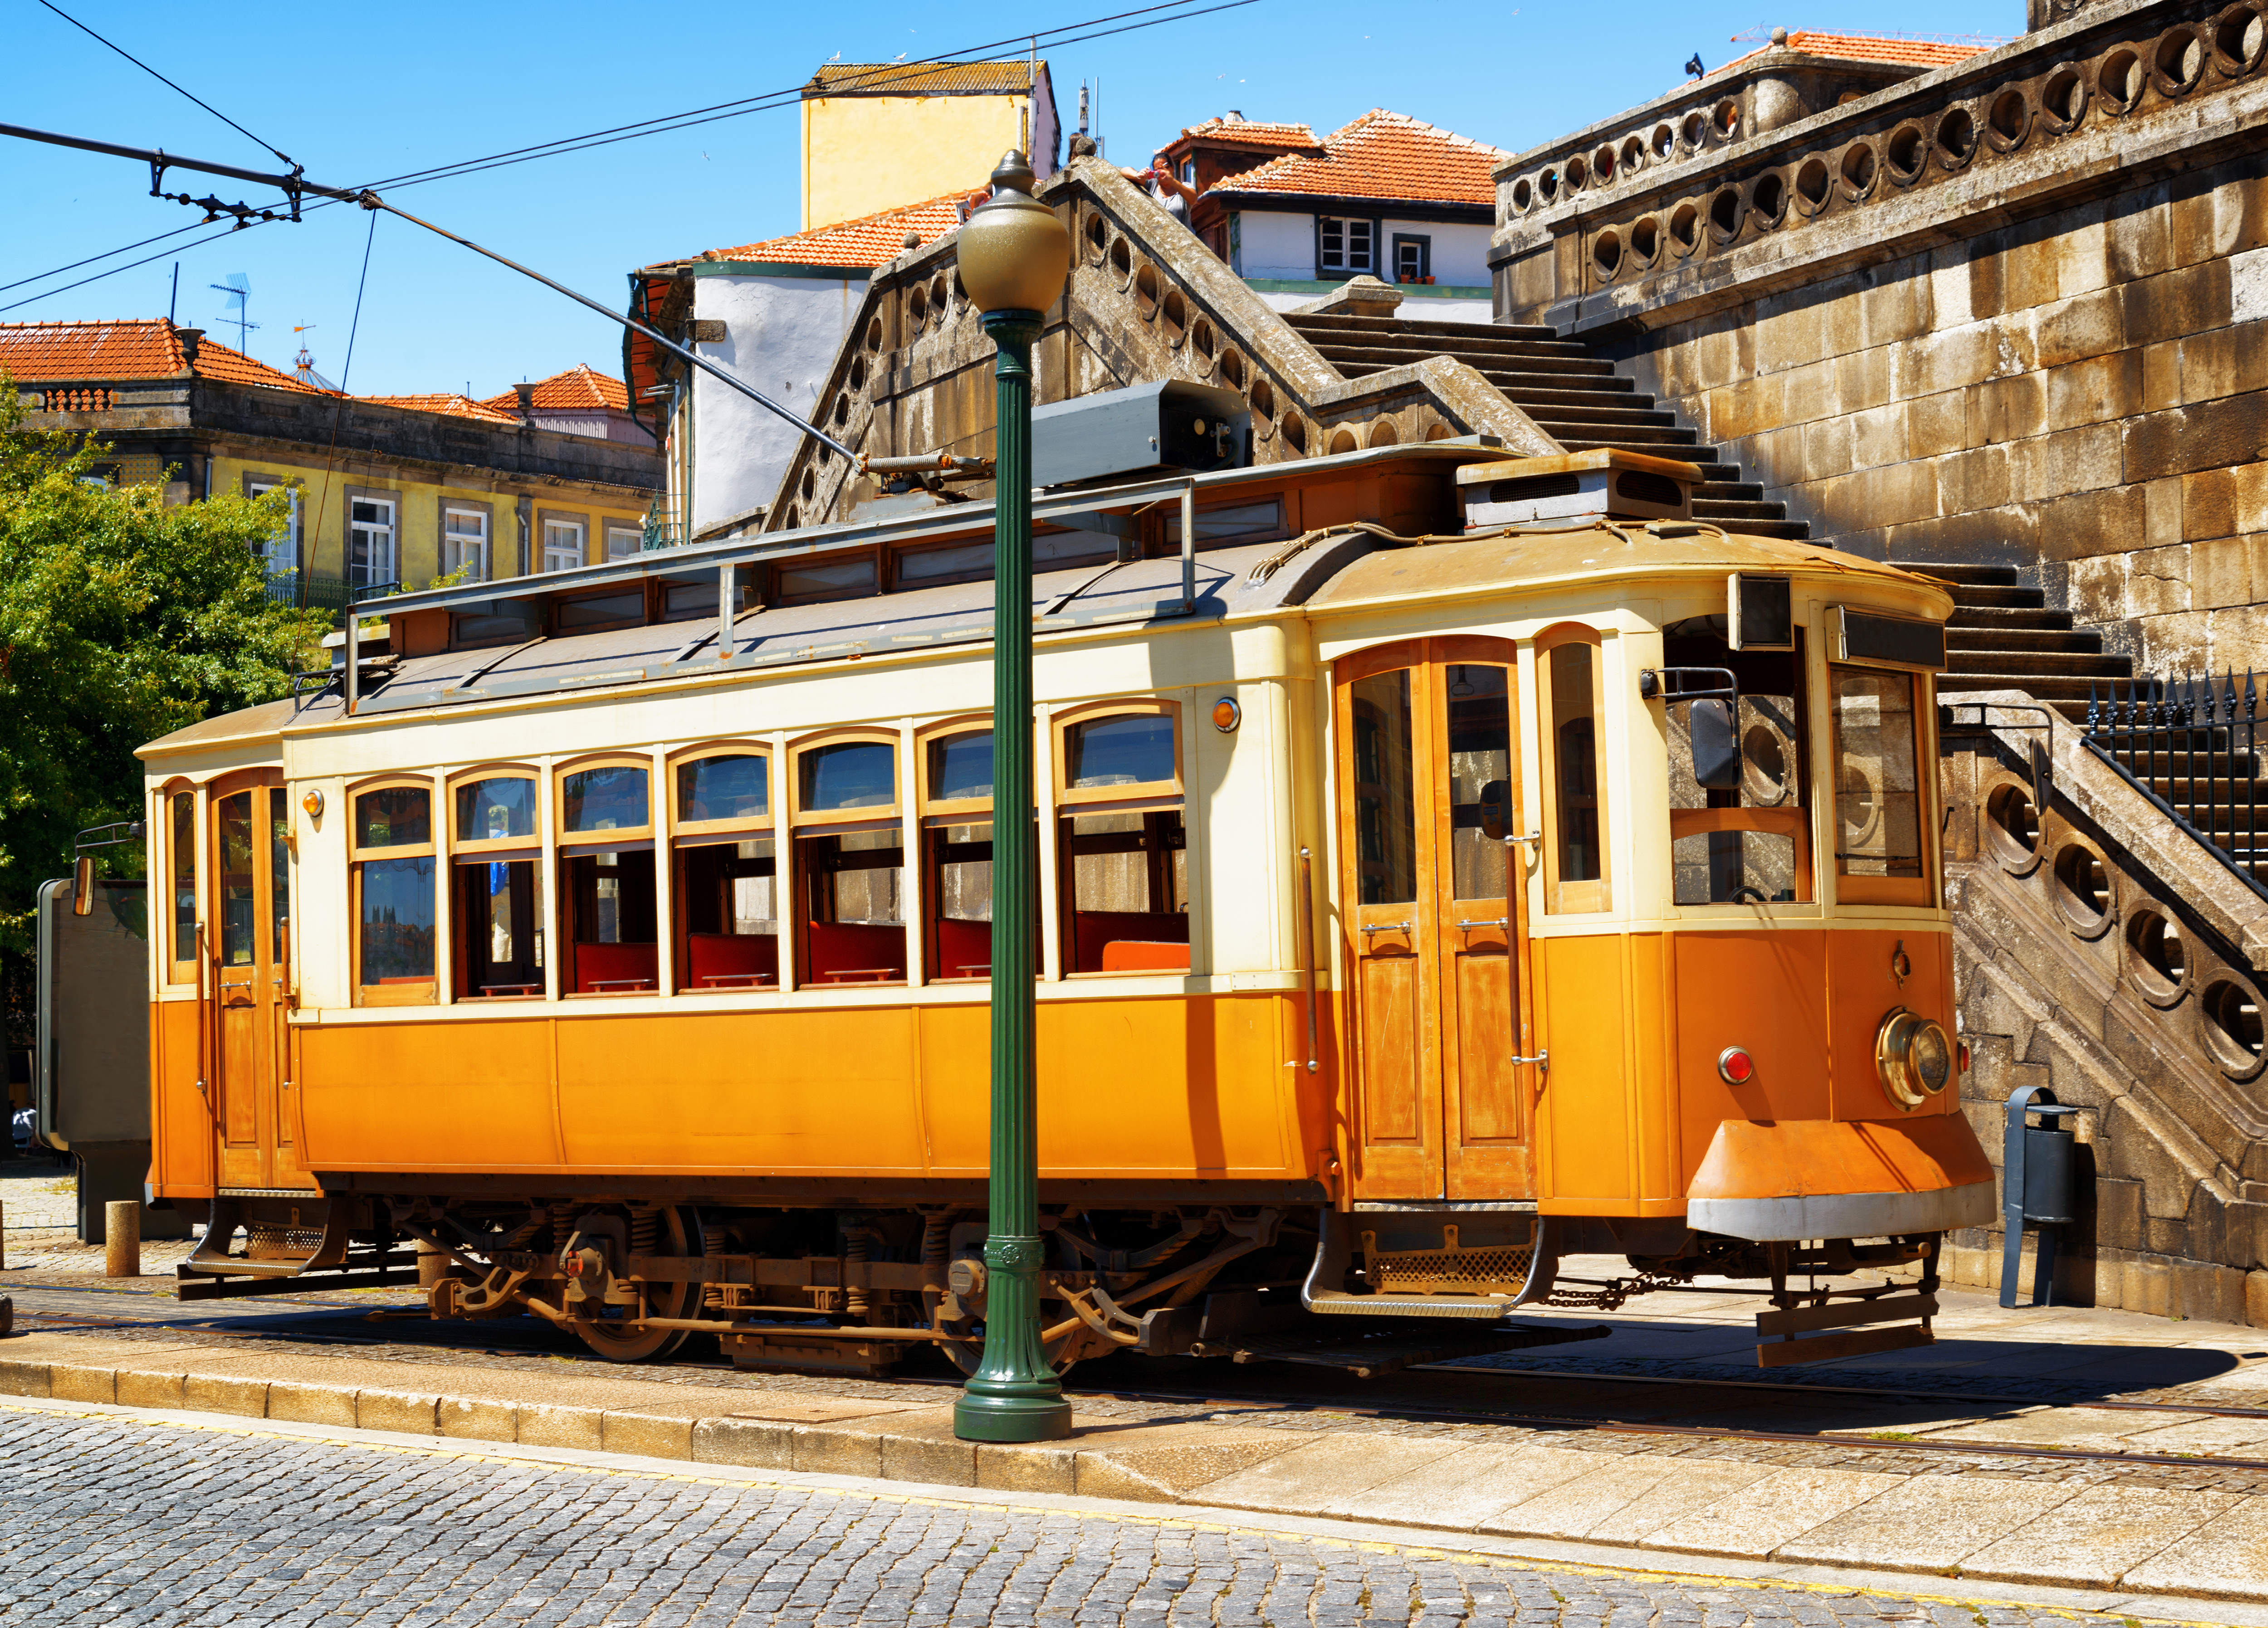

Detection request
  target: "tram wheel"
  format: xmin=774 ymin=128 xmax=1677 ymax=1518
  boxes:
xmin=569 ymin=1205 xmax=696 ymax=1363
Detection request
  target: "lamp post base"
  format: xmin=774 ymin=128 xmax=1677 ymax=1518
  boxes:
xmin=953 ymin=1233 xmax=1073 ymax=1442
xmin=952 ymin=1386 xmax=1075 ymax=1443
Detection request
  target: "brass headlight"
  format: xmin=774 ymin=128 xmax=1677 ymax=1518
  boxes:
xmin=1876 ymin=1006 xmax=1953 ymax=1109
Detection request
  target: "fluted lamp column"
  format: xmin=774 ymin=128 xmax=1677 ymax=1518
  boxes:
xmin=952 ymin=150 xmax=1074 ymax=1444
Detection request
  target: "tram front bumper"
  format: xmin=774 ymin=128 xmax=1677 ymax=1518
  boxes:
xmin=1686 ymin=1115 xmax=1995 ymax=1243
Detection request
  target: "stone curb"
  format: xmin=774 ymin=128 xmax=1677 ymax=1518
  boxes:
xmin=5 ymin=1347 xmax=2266 ymax=1608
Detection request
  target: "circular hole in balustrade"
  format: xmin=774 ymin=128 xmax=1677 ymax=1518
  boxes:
xmin=2101 ymin=47 xmax=2146 ymax=111
xmin=1424 ymin=421 xmax=1452 ymax=442
xmin=1682 ymin=110 xmax=1709 ymax=151
xmin=848 ymin=355 xmax=867 ymax=392
xmin=865 ymin=317 xmax=884 ymax=352
xmin=1742 ymin=723 xmax=1790 ymax=806
xmin=1565 ymin=155 xmax=1590 ymax=190
xmin=1109 ymin=235 xmax=1133 ymax=283
xmin=1192 ymin=318 xmax=1215 ymax=360
xmin=1669 ymin=201 xmax=1701 ymax=255
xmin=1511 ymin=176 xmax=1534 ymax=212
xmin=1708 ymin=184 xmax=1744 ymax=242
xmin=1539 ymin=167 xmax=1560 ymax=203
xmin=2155 ymin=25 xmax=2207 ymax=94
xmin=2039 ymin=66 xmax=2089 ymax=132
xmin=1653 ymin=122 xmax=1677 ymax=159
xmin=1794 ymin=157 xmax=1831 ymax=214
xmin=1133 ymin=262 xmax=1160 ymax=318
xmin=1161 ymin=288 xmax=1187 ymax=341
xmin=2052 ymin=841 xmax=2114 ymax=933
xmin=1934 ymin=107 xmax=1978 ymax=168
xmin=1750 ymin=172 xmax=1788 ymax=227
xmin=2214 ymin=4 xmax=2267 ymax=75
xmin=1630 ymin=215 xmax=1661 ymax=263
xmin=1839 ymin=140 xmax=1879 ymax=200
xmin=1592 ymin=144 xmax=1618 ymax=185
xmin=2125 ymin=908 xmax=2190 ymax=1003
xmin=1593 ymin=229 xmax=1623 ymax=279
xmin=1085 ymin=210 xmax=1109 ymax=261
xmin=1886 ymin=123 xmax=1926 ymax=182
xmin=1621 ymin=135 xmax=1646 ymax=173
xmin=1714 ymin=99 xmax=1740 ymax=139
xmin=1221 ymin=348 xmax=1246 ymax=388
xmin=1281 ymin=413 xmax=1308 ymax=456
xmin=1984 ymin=781 xmax=2042 ymax=869
xmin=1249 ymin=376 xmax=1275 ymax=426
xmin=832 ymin=394 xmax=849 ymax=427
xmin=928 ymin=274 xmax=949 ymax=317
xmin=2201 ymin=976 xmax=2268 ymax=1072
xmin=906 ymin=283 xmax=929 ymax=331
xmin=782 ymin=504 xmax=799 ymax=529
xmin=800 ymin=469 xmax=816 ymax=501
xmin=1328 ymin=425 xmax=1358 ymax=455
xmin=1367 ymin=418 xmax=1398 ymax=447
xmin=1987 ymin=88 xmax=2031 ymax=151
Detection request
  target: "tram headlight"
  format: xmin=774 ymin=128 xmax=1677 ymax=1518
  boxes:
xmin=1875 ymin=1006 xmax=1953 ymax=1109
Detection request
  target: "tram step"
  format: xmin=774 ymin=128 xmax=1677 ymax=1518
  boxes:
xmin=1193 ymin=1317 xmax=1609 ymax=1378
xmin=174 ymin=1252 xmax=422 ymax=1301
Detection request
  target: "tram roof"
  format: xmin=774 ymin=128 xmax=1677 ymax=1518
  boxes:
xmin=142 ymin=443 xmax=1949 ymax=760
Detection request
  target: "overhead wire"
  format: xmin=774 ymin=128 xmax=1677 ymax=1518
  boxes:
xmin=31 ymin=0 xmax=295 ymax=167
xmin=304 ymin=210 xmax=382 ymax=610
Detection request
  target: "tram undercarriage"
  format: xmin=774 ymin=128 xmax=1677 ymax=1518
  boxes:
xmin=176 ymin=1193 xmax=1949 ymax=1375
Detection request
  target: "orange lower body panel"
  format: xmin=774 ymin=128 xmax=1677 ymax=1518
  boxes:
xmin=1685 ymin=1114 xmax=1996 ymax=1241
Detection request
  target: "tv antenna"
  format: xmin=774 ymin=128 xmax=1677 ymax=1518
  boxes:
xmin=208 ymin=272 xmax=257 ymax=351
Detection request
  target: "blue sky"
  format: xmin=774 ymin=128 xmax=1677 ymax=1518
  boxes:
xmin=1 ymin=0 xmax=2019 ymax=397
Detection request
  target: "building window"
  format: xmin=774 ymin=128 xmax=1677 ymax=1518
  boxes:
xmin=1053 ymin=702 xmax=1188 ymax=974
xmin=543 ymin=517 xmax=586 ymax=572
xmin=349 ymin=497 xmax=397 ymax=589
xmin=1179 ymin=159 xmax=1197 ymax=185
xmin=919 ymin=724 xmax=998 ymax=983
xmin=1319 ymin=216 xmax=1375 ymax=275
xmin=556 ymin=760 xmax=658 ymax=995
xmin=168 ymin=789 xmax=197 ymax=982
xmin=605 ymin=525 xmax=640 ymax=561
xmin=351 ymin=781 xmax=437 ymax=1005
xmin=247 ymin=478 xmax=298 ymax=586
xmin=443 ymin=508 xmax=489 ymax=581
xmin=791 ymin=735 xmax=906 ymax=985
xmin=450 ymin=772 xmax=543 ymax=999
xmin=671 ymin=748 xmax=777 ymax=991
xmin=1538 ymin=628 xmax=1610 ymax=914
xmin=1832 ymin=666 xmax=1930 ymax=905
xmin=1392 ymin=234 xmax=1431 ymax=283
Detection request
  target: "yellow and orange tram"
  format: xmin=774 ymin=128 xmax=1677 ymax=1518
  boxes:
xmin=138 ymin=431 xmax=1992 ymax=1373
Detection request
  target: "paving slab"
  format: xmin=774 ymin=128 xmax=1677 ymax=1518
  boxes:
xmin=1477 ymin=1450 xmax=1684 ymax=1540
xmin=1777 ymin=1474 xmax=2080 ymax=1574
xmin=2123 ymin=1494 xmax=2268 ymax=1600
xmin=1916 ymin=1406 xmax=2217 ymax=1451
xmin=1065 ymin=1421 xmax=1300 ymax=1502
xmin=2118 ymin=1415 xmax=2268 ymax=1456
xmin=1639 ymin=1467 xmax=1905 ymax=1559
xmin=1181 ymin=1429 xmax=1465 ymax=1515
xmin=1326 ymin=1441 xmax=1598 ymax=1531
xmin=1581 ymin=1455 xmax=1778 ymax=1544
xmin=1959 ymin=1485 xmax=2237 ymax=1589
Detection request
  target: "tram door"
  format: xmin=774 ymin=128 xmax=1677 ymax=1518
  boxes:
xmin=207 ymin=774 xmax=309 ymax=1191
xmin=1334 ymin=638 xmax=1537 ymax=1201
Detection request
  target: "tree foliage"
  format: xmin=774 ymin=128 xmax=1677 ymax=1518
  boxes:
xmin=0 ymin=373 xmax=328 ymax=1028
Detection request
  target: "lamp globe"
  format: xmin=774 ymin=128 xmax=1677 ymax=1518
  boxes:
xmin=958 ymin=151 xmax=1071 ymax=316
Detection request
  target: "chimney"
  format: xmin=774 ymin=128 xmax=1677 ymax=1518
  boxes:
xmin=514 ymin=382 xmax=535 ymax=427
xmin=175 ymin=326 xmax=204 ymax=370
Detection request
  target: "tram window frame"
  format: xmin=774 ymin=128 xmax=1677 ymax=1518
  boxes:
xmin=348 ymin=776 xmax=439 ymax=1007
xmin=1660 ymin=617 xmax=1815 ymax=908
xmin=668 ymin=744 xmax=779 ymax=994
xmin=447 ymin=768 xmax=546 ymax=1002
xmin=165 ymin=784 xmax=199 ymax=984
xmin=1535 ymin=626 xmax=1612 ymax=915
xmin=789 ymin=730 xmax=909 ymax=987
xmin=1829 ymin=664 xmax=1933 ymax=907
xmin=917 ymin=717 xmax=1027 ymax=985
xmin=772 ymin=548 xmax=880 ymax=606
xmin=554 ymin=756 xmax=660 ymax=998
xmin=1052 ymin=699 xmax=1191 ymax=976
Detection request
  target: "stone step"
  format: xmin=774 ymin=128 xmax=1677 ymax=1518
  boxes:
xmin=1944 ymin=585 xmax=2048 ymax=610
xmin=1946 ymin=627 xmax=2105 ymax=654
xmin=1943 ymin=649 xmax=2132 ymax=678
xmin=1691 ymin=499 xmax=1791 ymax=522
xmin=1882 ymin=561 xmax=2021 ymax=587
xmin=1941 ymin=672 xmax=2104 ymax=700
xmin=1694 ymin=480 xmax=1765 ymax=500
xmin=1284 ymin=312 xmax=1571 ymax=347
xmin=1947 ymin=607 xmax=2074 ymax=631
xmin=1495 ymin=385 xmax=1646 ymax=411
xmin=1302 ymin=331 xmax=1611 ymax=364
xmin=1520 ymin=404 xmax=1680 ymax=429
xmin=1552 ymin=429 xmax=1712 ymax=451
xmin=1703 ymin=516 xmax=1813 ymax=539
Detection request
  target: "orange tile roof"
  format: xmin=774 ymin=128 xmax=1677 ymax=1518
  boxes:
xmin=1714 ymin=31 xmax=1991 ymax=76
xmin=696 ymin=191 xmax=978 ymax=271
xmin=1206 ymin=110 xmax=1505 ymax=208
xmin=0 ymin=317 xmax=324 ymax=391
xmin=477 ymin=364 xmax=631 ymax=415
xmin=1170 ymin=116 xmax=1321 ymax=151
xmin=362 ymin=392 xmax=521 ymax=424
xmin=806 ymin=59 xmax=1043 ymax=98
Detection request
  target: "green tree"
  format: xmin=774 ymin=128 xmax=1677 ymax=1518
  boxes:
xmin=0 ymin=372 xmax=328 ymax=1042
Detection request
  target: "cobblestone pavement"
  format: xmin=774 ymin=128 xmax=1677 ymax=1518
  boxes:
xmin=0 ymin=1405 xmax=2158 ymax=1628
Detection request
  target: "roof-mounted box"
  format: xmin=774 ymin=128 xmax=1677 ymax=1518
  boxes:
xmin=1032 ymin=380 xmax=1250 ymax=489
xmin=1455 ymin=448 xmax=1699 ymax=529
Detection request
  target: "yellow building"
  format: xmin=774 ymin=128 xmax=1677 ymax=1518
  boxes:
xmin=800 ymin=59 xmax=1058 ymax=231
xmin=3 ymin=323 xmax=663 ymax=613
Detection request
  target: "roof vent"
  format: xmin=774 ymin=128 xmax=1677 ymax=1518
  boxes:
xmin=1456 ymin=449 xmax=1701 ymax=527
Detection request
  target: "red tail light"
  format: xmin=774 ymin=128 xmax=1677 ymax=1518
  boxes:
xmin=1717 ymin=1046 xmax=1756 ymax=1085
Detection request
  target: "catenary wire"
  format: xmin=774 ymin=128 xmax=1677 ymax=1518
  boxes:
xmin=32 ymin=0 xmax=294 ymax=167
xmin=0 ymin=219 xmax=215 ymax=295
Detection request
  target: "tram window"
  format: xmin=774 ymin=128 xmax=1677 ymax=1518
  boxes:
xmin=1538 ymin=632 xmax=1611 ymax=913
xmin=451 ymin=772 xmax=543 ymax=999
xmin=775 ymin=552 xmax=878 ymax=604
xmin=791 ymin=736 xmax=906 ymax=985
xmin=557 ymin=761 xmax=657 ymax=995
xmin=216 ymin=790 xmax=257 ymax=967
xmin=672 ymin=750 xmax=777 ymax=992
xmin=1444 ymin=664 xmax=1512 ymax=903
xmin=269 ymin=787 xmax=291 ymax=967
xmin=168 ymin=790 xmax=197 ymax=980
xmin=350 ymin=782 xmax=436 ymax=1004
xmin=1350 ymin=671 xmax=1418 ymax=906
xmin=1055 ymin=704 xmax=1188 ymax=975
xmin=1831 ymin=666 xmax=1928 ymax=902
xmin=1163 ymin=498 xmax=1285 ymax=548
xmin=1661 ymin=616 xmax=1811 ymax=906
xmin=920 ymin=726 xmax=1000 ymax=983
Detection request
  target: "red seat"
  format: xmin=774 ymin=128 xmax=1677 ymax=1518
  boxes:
xmin=934 ymin=916 xmax=992 ymax=979
xmin=1074 ymin=910 xmax=1189 ymax=973
xmin=572 ymin=939 xmax=657 ymax=994
xmin=1100 ymin=939 xmax=1190 ymax=972
xmin=806 ymin=920 xmax=907 ymax=983
xmin=687 ymin=931 xmax=777 ymax=988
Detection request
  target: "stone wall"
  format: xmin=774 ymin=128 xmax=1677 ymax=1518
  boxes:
xmin=1491 ymin=0 xmax=2268 ymax=676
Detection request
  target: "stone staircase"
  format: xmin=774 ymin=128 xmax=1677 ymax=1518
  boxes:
xmin=1282 ymin=311 xmax=1809 ymax=539
xmin=1884 ymin=561 xmax=2133 ymax=709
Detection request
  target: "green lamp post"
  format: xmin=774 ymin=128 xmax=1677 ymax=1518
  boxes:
xmin=952 ymin=150 xmax=1075 ymax=1444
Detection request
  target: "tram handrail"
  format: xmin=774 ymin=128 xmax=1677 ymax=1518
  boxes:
xmin=1298 ymin=846 xmax=1319 ymax=1075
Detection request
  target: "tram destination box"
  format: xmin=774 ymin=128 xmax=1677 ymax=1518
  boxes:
xmin=1032 ymin=381 xmax=1250 ymax=488
xmin=1457 ymin=448 xmax=1700 ymax=528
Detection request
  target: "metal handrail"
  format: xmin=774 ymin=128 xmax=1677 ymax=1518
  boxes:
xmin=2083 ymin=673 xmax=2268 ymax=907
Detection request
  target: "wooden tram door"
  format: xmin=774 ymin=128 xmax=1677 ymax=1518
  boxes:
xmin=1335 ymin=639 xmax=1537 ymax=1201
xmin=208 ymin=774 xmax=308 ymax=1191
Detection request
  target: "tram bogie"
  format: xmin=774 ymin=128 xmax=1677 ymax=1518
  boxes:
xmin=138 ymin=434 xmax=1992 ymax=1371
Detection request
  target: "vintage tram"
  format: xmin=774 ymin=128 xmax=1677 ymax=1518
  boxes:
xmin=137 ymin=421 xmax=1992 ymax=1373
